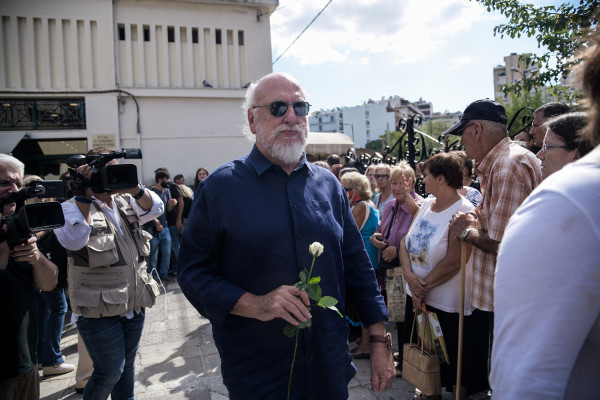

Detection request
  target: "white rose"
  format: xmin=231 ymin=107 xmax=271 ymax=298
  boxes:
xmin=309 ymin=242 xmax=324 ymax=257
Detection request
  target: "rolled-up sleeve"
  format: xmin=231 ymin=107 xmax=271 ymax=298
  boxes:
xmin=55 ymin=201 xmax=93 ymax=251
xmin=131 ymin=189 xmax=164 ymax=225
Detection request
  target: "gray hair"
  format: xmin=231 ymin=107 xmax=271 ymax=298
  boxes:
xmin=241 ymin=72 xmax=309 ymax=142
xmin=476 ymin=120 xmax=508 ymax=138
xmin=0 ymin=153 xmax=25 ymax=177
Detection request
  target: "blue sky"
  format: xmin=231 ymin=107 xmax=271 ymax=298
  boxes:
xmin=270 ymin=0 xmax=556 ymax=114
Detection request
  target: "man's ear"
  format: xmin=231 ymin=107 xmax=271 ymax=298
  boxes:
xmin=248 ymin=109 xmax=256 ymax=135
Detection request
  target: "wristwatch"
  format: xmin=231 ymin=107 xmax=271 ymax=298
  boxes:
xmin=368 ymin=332 xmax=392 ymax=348
xmin=460 ymin=228 xmax=476 ymax=241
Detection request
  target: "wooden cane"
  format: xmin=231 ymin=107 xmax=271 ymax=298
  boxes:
xmin=455 ymin=242 xmax=467 ymax=400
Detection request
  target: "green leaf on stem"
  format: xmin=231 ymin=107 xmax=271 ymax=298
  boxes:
xmin=299 ymin=268 xmax=310 ymax=284
xmin=283 ymin=324 xmax=298 ymax=338
xmin=318 ymin=296 xmax=338 ymax=308
xmin=306 ymin=284 xmax=322 ymax=302
xmin=297 ymin=318 xmax=312 ymax=329
xmin=296 ymin=281 xmax=307 ymax=291
xmin=308 ymin=276 xmax=321 ymax=285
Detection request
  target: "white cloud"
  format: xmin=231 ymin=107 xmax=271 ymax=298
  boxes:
xmin=359 ymin=57 xmax=370 ymax=65
xmin=448 ymin=55 xmax=474 ymax=70
xmin=270 ymin=0 xmax=489 ymax=66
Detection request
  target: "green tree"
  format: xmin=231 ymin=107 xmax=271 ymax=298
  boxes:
xmin=474 ymin=0 xmax=599 ymax=101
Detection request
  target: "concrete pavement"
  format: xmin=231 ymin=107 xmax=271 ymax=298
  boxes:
xmin=40 ymin=280 xmax=456 ymax=399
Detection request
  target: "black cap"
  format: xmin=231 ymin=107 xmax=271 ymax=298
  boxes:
xmin=443 ymin=99 xmax=508 ymax=136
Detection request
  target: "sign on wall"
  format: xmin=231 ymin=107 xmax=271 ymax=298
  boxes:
xmin=92 ymin=134 xmax=116 ymax=149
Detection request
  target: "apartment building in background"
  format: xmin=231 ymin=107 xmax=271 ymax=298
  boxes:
xmin=309 ymin=95 xmax=434 ymax=149
xmin=0 ymin=0 xmax=277 ymax=184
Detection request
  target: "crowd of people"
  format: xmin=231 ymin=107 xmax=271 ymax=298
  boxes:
xmin=1 ymin=39 xmax=599 ymax=400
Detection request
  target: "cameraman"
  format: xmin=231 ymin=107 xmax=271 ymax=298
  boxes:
xmin=0 ymin=154 xmax=58 ymax=400
xmin=55 ymin=148 xmax=163 ymax=400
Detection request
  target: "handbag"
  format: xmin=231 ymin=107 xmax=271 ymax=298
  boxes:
xmin=402 ymin=309 xmax=442 ymax=396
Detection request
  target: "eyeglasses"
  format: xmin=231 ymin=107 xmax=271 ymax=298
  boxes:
xmin=0 ymin=178 xmax=22 ymax=188
xmin=456 ymin=122 xmax=476 ymax=136
xmin=252 ymin=101 xmax=311 ymax=118
xmin=374 ymin=174 xmax=390 ymax=179
xmin=541 ymin=142 xmax=575 ymax=152
xmin=344 ymin=187 xmax=353 ymax=192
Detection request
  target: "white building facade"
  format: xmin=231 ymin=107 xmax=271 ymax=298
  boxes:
xmin=0 ymin=0 xmax=277 ymax=184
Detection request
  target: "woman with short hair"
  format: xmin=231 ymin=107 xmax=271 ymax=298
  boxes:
xmin=400 ymin=152 xmax=488 ymax=397
xmin=537 ymin=111 xmax=594 ymax=179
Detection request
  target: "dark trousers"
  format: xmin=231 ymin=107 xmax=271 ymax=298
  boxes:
xmin=0 ymin=366 xmax=39 ymax=400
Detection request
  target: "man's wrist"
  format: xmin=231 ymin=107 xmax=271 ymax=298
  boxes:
xmin=460 ymin=227 xmax=476 ymax=242
xmin=368 ymin=333 xmax=392 ymax=349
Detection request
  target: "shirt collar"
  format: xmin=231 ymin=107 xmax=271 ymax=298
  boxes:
xmin=247 ymin=145 xmax=309 ymax=176
xmin=477 ymin=136 xmax=511 ymax=176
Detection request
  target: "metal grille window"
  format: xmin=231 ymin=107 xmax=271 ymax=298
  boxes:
xmin=0 ymin=99 xmax=86 ymax=130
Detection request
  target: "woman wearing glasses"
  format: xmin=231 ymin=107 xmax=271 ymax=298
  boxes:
xmin=373 ymin=164 xmax=394 ymax=213
xmin=369 ymin=162 xmax=423 ymax=376
xmin=537 ymin=112 xmax=594 ymax=179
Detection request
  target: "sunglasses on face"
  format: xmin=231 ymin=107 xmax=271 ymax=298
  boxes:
xmin=252 ymin=101 xmax=311 ymax=117
xmin=374 ymin=174 xmax=389 ymax=179
xmin=344 ymin=187 xmax=353 ymax=192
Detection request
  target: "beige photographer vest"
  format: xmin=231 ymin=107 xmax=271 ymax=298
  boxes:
xmin=66 ymin=194 xmax=159 ymax=318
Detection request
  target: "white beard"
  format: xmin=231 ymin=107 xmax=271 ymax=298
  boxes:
xmin=256 ymin=123 xmax=308 ymax=166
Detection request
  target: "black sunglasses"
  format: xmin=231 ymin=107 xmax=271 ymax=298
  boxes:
xmin=252 ymin=101 xmax=311 ymax=117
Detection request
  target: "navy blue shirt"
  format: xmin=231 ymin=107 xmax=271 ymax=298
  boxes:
xmin=178 ymin=146 xmax=387 ymax=399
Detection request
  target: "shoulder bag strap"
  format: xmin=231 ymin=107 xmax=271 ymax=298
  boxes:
xmin=384 ymin=202 xmax=398 ymax=242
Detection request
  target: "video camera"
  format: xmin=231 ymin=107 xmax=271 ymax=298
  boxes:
xmin=0 ymin=180 xmax=65 ymax=247
xmin=67 ymin=148 xmax=142 ymax=195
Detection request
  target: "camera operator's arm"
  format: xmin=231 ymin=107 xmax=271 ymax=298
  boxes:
xmin=129 ymin=187 xmax=165 ymax=226
xmin=10 ymin=236 xmax=58 ymax=291
xmin=123 ymin=184 xmax=153 ymax=211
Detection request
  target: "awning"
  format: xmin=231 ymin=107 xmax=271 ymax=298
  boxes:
xmin=0 ymin=132 xmax=25 ymax=154
xmin=306 ymin=132 xmax=355 ymax=156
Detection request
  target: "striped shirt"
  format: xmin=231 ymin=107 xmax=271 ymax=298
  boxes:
xmin=471 ymin=137 xmax=542 ymax=311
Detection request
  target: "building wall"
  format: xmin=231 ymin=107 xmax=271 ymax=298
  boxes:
xmin=309 ymin=108 xmax=341 ymax=133
xmin=342 ymin=102 xmax=395 ymax=148
xmin=0 ymin=0 xmax=277 ymax=184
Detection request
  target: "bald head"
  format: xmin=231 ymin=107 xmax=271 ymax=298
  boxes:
xmin=242 ymin=73 xmax=310 ymax=172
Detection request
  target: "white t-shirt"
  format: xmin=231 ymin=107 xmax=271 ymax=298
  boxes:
xmin=491 ymin=148 xmax=600 ymax=399
xmin=404 ymin=196 xmax=475 ymax=315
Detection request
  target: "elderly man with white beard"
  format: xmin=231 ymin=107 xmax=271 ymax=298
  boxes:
xmin=178 ymin=72 xmax=394 ymax=399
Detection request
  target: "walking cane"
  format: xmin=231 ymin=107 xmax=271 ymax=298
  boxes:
xmin=454 ymin=242 xmax=467 ymax=400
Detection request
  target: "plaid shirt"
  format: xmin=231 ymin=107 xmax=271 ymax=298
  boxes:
xmin=472 ymin=137 xmax=542 ymax=311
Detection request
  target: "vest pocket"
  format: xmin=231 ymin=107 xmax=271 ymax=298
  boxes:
xmin=73 ymin=286 xmax=129 ymax=316
xmin=87 ymin=233 xmax=119 ymax=267
xmin=134 ymin=228 xmax=152 ymax=257
xmin=139 ymin=273 xmax=160 ymax=308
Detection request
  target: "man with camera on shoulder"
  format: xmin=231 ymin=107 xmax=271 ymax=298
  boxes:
xmin=0 ymin=154 xmax=58 ymax=400
xmin=55 ymin=147 xmax=164 ymax=400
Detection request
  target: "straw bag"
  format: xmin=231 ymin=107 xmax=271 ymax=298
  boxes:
xmin=402 ymin=309 xmax=441 ymax=396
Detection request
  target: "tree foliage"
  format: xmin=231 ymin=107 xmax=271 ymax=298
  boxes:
xmin=474 ymin=0 xmax=599 ymax=101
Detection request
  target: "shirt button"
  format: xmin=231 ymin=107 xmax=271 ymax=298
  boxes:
xmin=309 ymin=354 xmax=315 ymax=360
xmin=297 ymin=234 xmax=302 ymax=239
